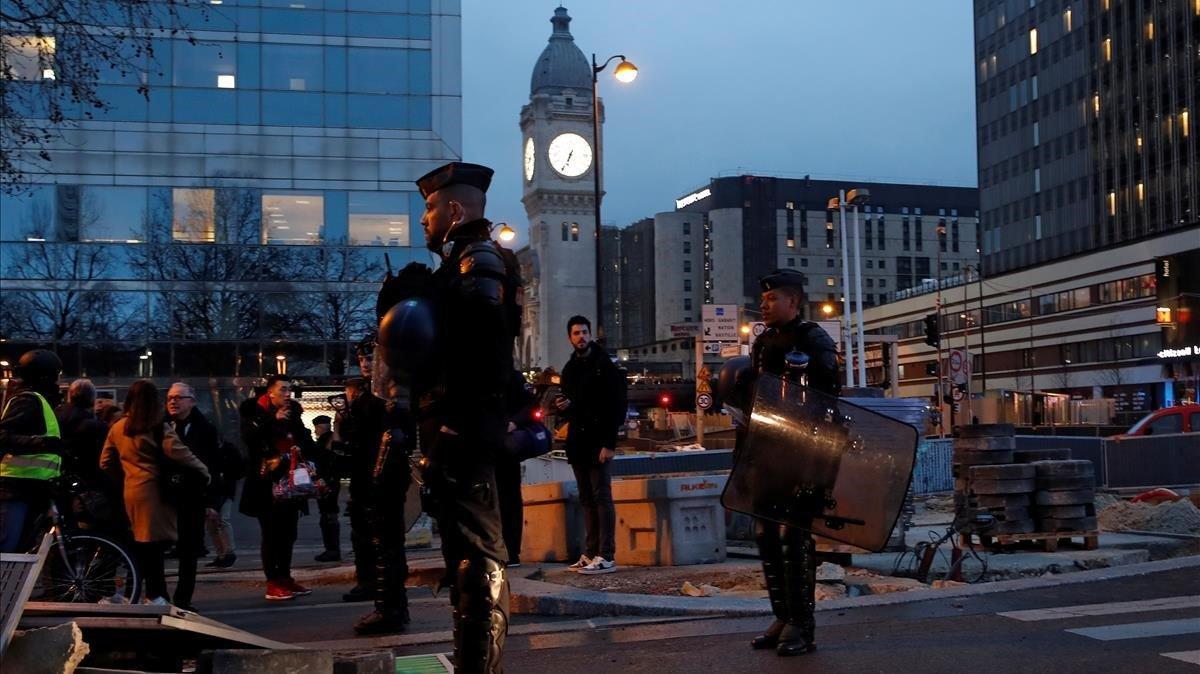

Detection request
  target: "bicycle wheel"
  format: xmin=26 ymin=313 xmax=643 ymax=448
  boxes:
xmin=39 ymin=532 xmax=142 ymax=603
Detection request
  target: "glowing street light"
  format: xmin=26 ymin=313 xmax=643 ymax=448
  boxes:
xmin=497 ymin=223 xmax=516 ymax=243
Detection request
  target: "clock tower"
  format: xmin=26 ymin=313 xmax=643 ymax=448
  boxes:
xmin=520 ymin=6 xmax=603 ymax=370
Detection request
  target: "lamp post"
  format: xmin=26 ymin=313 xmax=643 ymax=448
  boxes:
xmin=591 ymin=53 xmax=637 ymax=342
xmin=847 ymin=188 xmax=871 ymax=389
xmin=830 ymin=194 xmax=854 ymax=388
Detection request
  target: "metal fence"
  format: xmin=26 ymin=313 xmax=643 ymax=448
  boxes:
xmin=1017 ymin=434 xmax=1200 ymax=490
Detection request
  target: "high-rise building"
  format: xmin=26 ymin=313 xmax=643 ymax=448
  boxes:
xmin=608 ymin=175 xmax=979 ymax=348
xmin=0 ymin=2 xmax=461 ymax=381
xmin=974 ymin=0 xmax=1198 ymax=276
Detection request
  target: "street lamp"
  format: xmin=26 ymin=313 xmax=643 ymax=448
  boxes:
xmin=591 ymin=53 xmax=638 ymax=342
xmin=846 ymin=188 xmax=870 ymax=389
xmin=821 ymin=303 xmax=835 ymax=317
xmin=496 ymin=222 xmax=516 ymax=243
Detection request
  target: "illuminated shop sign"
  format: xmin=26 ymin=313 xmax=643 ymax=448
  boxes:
xmin=1157 ymin=345 xmax=1198 ymax=360
xmin=675 ymin=188 xmax=712 ymax=209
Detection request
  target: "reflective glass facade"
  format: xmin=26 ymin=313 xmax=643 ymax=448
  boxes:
xmin=0 ymin=0 xmax=461 ymax=379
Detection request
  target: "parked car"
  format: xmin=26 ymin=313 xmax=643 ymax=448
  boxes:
xmin=1115 ymin=404 xmax=1200 ymax=438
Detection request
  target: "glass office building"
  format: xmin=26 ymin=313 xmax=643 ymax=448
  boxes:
xmin=0 ymin=0 xmax=461 ymax=381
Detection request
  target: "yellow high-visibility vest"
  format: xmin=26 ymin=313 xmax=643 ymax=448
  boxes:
xmin=0 ymin=391 xmax=62 ymax=481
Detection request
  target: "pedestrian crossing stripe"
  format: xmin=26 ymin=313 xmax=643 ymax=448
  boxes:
xmin=1162 ymin=651 xmax=1200 ymax=666
xmin=395 ymin=653 xmax=453 ymax=673
xmin=1064 ymin=617 xmax=1200 ymax=642
xmin=998 ymin=595 xmax=1200 ymax=622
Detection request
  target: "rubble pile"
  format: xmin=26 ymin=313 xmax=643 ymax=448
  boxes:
xmin=1096 ymin=494 xmax=1200 ymax=535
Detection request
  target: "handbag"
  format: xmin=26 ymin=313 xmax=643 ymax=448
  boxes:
xmin=156 ymin=423 xmax=207 ymax=507
xmin=271 ymin=445 xmax=329 ymax=503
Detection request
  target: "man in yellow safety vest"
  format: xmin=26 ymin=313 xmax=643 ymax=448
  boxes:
xmin=0 ymin=350 xmax=64 ymax=553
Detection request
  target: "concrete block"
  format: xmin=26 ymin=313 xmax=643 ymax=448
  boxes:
xmin=333 ymin=651 xmax=395 ymax=674
xmin=611 ymin=474 xmax=728 ymax=566
xmin=521 ymin=481 xmax=582 ymax=563
xmin=198 ymin=649 xmax=333 ymax=674
xmin=4 ymin=622 xmax=90 ymax=674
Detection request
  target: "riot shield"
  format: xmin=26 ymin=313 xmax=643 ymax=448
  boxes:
xmin=404 ymin=463 xmax=423 ymax=532
xmin=721 ymin=373 xmax=918 ymax=552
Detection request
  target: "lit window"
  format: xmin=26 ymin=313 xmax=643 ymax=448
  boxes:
xmin=1107 ymin=191 xmax=1117 ymax=216
xmin=262 ymin=193 xmax=324 ymax=244
xmin=349 ymin=192 xmax=409 ymax=246
xmin=1137 ymin=133 xmax=1143 ymax=151
xmin=826 ymin=277 xmax=835 ymax=287
xmin=1103 ymin=37 xmax=1112 ymax=62
xmin=217 ymin=74 xmax=236 ymax=88
xmin=1093 ymin=93 xmax=1101 ymax=118
xmin=1034 ymin=168 xmax=1041 ymax=193
xmin=1137 ymin=182 xmax=1145 ymax=203
xmin=1029 ymin=28 xmax=1038 ymax=55
xmin=1145 ymin=21 xmax=1154 ymax=41
xmin=1182 ymin=110 xmax=1191 ymax=138
xmin=1 ymin=35 xmax=56 ymax=81
xmin=1063 ymin=8 xmax=1072 ymax=32
xmin=172 ymin=188 xmax=216 ymax=242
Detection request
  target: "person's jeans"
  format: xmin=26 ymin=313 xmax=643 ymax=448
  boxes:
xmin=257 ymin=502 xmax=300 ymax=582
xmin=174 ymin=502 xmax=206 ymax=606
xmin=494 ymin=457 xmax=523 ymax=563
xmin=571 ymin=461 xmax=616 ymax=561
xmin=0 ymin=499 xmax=31 ymax=553
xmin=205 ymin=499 xmax=235 ymax=557
xmin=133 ymin=541 xmax=170 ymax=601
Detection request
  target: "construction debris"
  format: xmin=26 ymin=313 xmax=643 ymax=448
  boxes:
xmin=1096 ymin=493 xmax=1200 ymax=535
xmin=4 ymin=622 xmax=89 ymax=674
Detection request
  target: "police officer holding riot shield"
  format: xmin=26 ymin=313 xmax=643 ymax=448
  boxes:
xmin=728 ymin=270 xmax=839 ymax=657
xmin=378 ymin=162 xmax=516 ymax=673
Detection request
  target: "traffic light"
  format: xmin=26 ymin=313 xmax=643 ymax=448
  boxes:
xmin=923 ymin=313 xmax=941 ymax=347
xmin=659 ymin=393 xmax=672 ymax=409
xmin=925 ymin=362 xmax=938 ymax=377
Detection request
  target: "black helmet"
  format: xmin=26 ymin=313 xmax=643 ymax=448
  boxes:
xmin=379 ymin=298 xmax=436 ymax=373
xmin=14 ymin=349 xmax=62 ymax=386
xmin=716 ymin=355 xmax=754 ymax=412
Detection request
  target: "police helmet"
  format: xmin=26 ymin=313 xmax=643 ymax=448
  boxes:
xmin=378 ymin=297 xmax=436 ymax=372
xmin=716 ymin=355 xmax=754 ymax=411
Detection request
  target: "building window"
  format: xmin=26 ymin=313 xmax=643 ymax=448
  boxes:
xmin=173 ymin=40 xmax=236 ymax=88
xmin=879 ymin=260 xmax=886 ymax=269
xmin=349 ymin=192 xmax=409 ymax=246
xmin=902 ymin=220 xmax=910 ymax=251
xmin=800 ymin=258 xmax=808 ymax=267
xmin=571 ymin=222 xmax=580 ymax=241
xmin=172 ymin=188 xmax=216 ymax=242
xmin=562 ymin=223 xmax=569 ymax=241
xmin=262 ymin=43 xmax=324 ymax=91
xmin=866 ymin=260 xmax=873 ymax=269
xmin=683 ymin=221 xmax=691 ymax=234
xmin=684 ymin=298 xmax=692 ymax=311
xmin=826 ymin=277 xmax=835 ymax=287
xmin=865 ymin=221 xmax=873 ymax=250
xmin=1 ymin=35 xmax=56 ymax=81
xmin=826 ymin=258 xmax=834 ymax=268
xmin=879 ymin=278 xmax=887 ymax=288
xmin=787 ymin=257 xmax=795 ymax=267
xmin=825 ymin=221 xmax=834 ymax=249
xmin=877 ymin=217 xmax=885 ymax=250
xmin=262 ymin=193 xmax=324 ymax=244
xmin=1029 ymin=28 xmax=1038 ymax=55
xmin=683 ymin=260 xmax=691 ymax=273
xmin=914 ymin=217 xmax=923 ymax=251
xmin=683 ymin=240 xmax=691 ymax=254
xmin=684 ymin=279 xmax=692 ymax=291
xmin=61 ymin=186 xmax=147 ymax=243
xmin=951 ymin=221 xmax=960 ymax=252
xmin=866 ymin=278 xmax=874 ymax=288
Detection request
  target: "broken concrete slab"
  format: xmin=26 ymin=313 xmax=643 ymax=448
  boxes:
xmin=816 ymin=562 xmax=846 ymax=582
xmin=843 ymin=575 xmax=930 ymax=596
xmin=333 ymin=651 xmax=395 ymax=674
xmin=5 ymin=622 xmax=89 ymax=674
xmin=197 ymin=649 xmax=333 ymax=674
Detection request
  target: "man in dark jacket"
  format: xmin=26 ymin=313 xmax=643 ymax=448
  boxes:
xmin=238 ymin=375 xmax=316 ymax=602
xmin=54 ymin=379 xmax=107 ymax=485
xmin=378 ymin=161 xmax=515 ymax=672
xmin=338 ymin=376 xmax=390 ymax=602
xmin=743 ymin=269 xmax=840 ymax=657
xmin=166 ymin=382 xmax=222 ymax=611
xmin=0 ymin=350 xmax=64 ymax=553
xmin=311 ymin=414 xmax=342 ymax=563
xmin=555 ymin=315 xmax=627 ymax=575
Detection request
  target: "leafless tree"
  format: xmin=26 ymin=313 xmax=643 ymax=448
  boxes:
xmin=1 ymin=0 xmax=207 ymax=192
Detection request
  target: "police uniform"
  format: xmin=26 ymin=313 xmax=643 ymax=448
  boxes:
xmin=746 ymin=270 xmax=839 ymax=657
xmin=379 ymin=162 xmax=516 ymax=673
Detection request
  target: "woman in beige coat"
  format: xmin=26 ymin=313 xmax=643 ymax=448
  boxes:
xmin=101 ymin=380 xmax=209 ymax=604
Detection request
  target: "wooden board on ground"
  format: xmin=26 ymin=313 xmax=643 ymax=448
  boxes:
xmin=972 ymin=530 xmax=1100 ymax=553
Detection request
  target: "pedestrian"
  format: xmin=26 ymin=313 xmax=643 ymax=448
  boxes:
xmin=237 ymin=375 xmax=315 ymax=601
xmin=100 ymin=380 xmax=210 ymax=606
xmin=742 ymin=269 xmax=839 ymax=657
xmin=54 ymin=379 xmax=108 ymax=486
xmin=311 ymin=413 xmax=343 ymax=563
xmin=95 ymin=398 xmax=123 ymax=427
xmin=555 ymin=315 xmax=627 ymax=575
xmin=495 ymin=371 xmax=539 ymax=566
xmin=164 ymin=382 xmax=221 ymax=611
xmin=378 ymin=161 xmax=519 ymax=672
xmin=0 ymin=350 xmax=65 ymax=553
xmin=203 ymin=436 xmax=242 ymax=569
xmin=337 ymin=374 xmax=389 ymax=602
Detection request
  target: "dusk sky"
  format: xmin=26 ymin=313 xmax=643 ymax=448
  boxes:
xmin=461 ymin=1 xmax=980 ymax=249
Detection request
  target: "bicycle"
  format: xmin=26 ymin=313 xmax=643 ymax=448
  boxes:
xmin=25 ymin=478 xmax=141 ymax=604
xmin=892 ymin=513 xmax=996 ymax=585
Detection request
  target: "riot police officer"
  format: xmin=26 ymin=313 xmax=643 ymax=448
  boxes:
xmin=737 ymin=269 xmax=839 ymax=657
xmin=378 ymin=162 xmax=516 ymax=673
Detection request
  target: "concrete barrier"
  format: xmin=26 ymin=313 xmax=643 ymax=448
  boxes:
xmin=520 ymin=481 xmax=583 ymax=563
xmin=611 ymin=474 xmax=728 ymax=566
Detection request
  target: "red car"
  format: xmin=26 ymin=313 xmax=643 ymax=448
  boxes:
xmin=1118 ymin=404 xmax=1200 ymax=437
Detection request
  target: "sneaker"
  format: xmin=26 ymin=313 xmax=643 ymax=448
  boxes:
xmin=314 ymin=550 xmax=342 ymax=563
xmin=141 ymin=596 xmax=170 ymax=606
xmin=567 ymin=555 xmax=593 ymax=572
xmin=264 ymin=581 xmax=295 ymax=601
xmin=205 ymin=553 xmax=237 ymax=569
xmin=577 ymin=557 xmax=616 ymax=575
xmin=283 ymin=578 xmax=312 ymax=596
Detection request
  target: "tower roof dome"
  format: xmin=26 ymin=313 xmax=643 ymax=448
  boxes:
xmin=530 ymin=6 xmax=591 ymax=96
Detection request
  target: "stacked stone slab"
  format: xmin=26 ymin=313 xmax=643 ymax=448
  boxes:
xmin=1029 ymin=460 xmax=1097 ymax=533
xmin=953 ymin=424 xmax=1034 ymax=533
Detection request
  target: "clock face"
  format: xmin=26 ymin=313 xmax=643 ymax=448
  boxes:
xmin=523 ymin=137 xmax=535 ymax=182
xmin=547 ymin=132 xmax=593 ymax=178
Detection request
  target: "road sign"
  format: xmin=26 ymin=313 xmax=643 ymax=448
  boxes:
xmin=702 ymin=341 xmax=723 ymax=354
xmin=952 ymin=387 xmax=965 ymax=401
xmin=702 ymin=304 xmax=739 ymax=342
xmin=696 ymin=392 xmax=713 ymax=410
xmin=948 ymin=349 xmax=970 ymax=385
xmin=671 ymin=322 xmax=701 ymax=338
xmin=720 ymin=344 xmax=742 ymax=358
xmin=750 ymin=322 xmax=767 ymax=338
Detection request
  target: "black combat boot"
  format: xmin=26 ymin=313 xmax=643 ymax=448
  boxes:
xmin=776 ymin=527 xmax=817 ymax=657
xmin=454 ymin=557 xmax=509 ymax=674
xmin=751 ymin=519 xmax=788 ymax=650
xmin=354 ymin=605 xmax=410 ymax=635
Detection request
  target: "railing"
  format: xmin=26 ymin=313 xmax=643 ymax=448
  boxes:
xmin=1017 ymin=434 xmax=1200 ymax=490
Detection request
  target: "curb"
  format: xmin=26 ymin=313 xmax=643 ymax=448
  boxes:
xmin=509 ymin=554 xmax=1200 ymax=618
xmin=196 ymin=559 xmax=446 ymax=587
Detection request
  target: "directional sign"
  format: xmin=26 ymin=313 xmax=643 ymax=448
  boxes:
xmin=702 ymin=304 xmax=739 ymax=342
xmin=696 ymin=392 xmax=713 ymax=410
xmin=671 ymin=322 xmax=701 ymax=338
xmin=720 ymin=344 xmax=742 ymax=358
xmin=702 ymin=341 xmax=724 ymax=354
